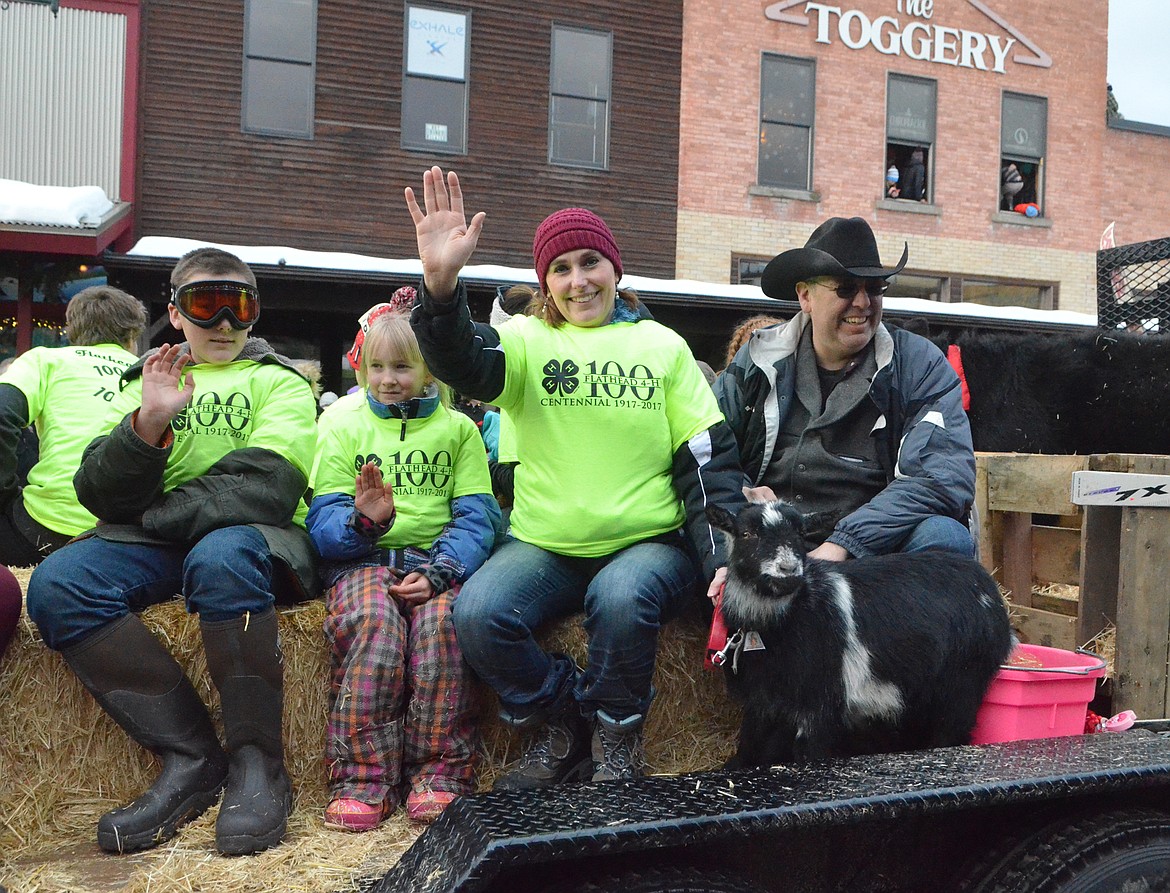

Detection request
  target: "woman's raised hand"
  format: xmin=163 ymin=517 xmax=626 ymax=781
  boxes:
xmin=404 ymin=166 xmax=486 ymax=301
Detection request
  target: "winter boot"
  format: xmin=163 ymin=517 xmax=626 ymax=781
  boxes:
xmin=62 ymin=614 xmax=228 ymax=853
xmin=494 ymin=669 xmax=592 ymax=791
xmin=591 ymin=709 xmax=646 ymax=782
xmin=201 ymin=608 xmax=291 ymax=856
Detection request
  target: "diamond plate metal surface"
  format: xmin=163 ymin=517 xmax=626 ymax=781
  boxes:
xmin=373 ymin=732 xmax=1170 ymax=893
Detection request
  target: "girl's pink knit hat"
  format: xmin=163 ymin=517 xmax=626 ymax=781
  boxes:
xmin=532 ymin=208 xmax=623 ymax=287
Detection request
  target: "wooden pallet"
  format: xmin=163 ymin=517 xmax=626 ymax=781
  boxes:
xmin=976 ymin=452 xmax=1170 ymax=719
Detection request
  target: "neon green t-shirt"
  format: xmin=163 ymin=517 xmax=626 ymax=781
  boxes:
xmin=2 ymin=343 xmax=138 ymax=535
xmin=494 ymin=315 xmax=725 ymax=556
xmin=310 ymin=389 xmax=366 ymax=488
xmin=109 ymin=358 xmax=317 ymax=526
xmin=496 ymin=408 xmax=517 ymax=464
xmin=312 ymin=395 xmax=492 ymax=550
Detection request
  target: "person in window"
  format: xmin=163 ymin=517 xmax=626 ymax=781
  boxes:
xmin=885 ymin=165 xmax=900 ymax=199
xmin=1001 ymin=163 xmax=1024 ymax=210
xmin=404 ymin=166 xmax=745 ymax=789
xmin=901 ymin=149 xmax=927 ymax=202
xmin=714 ymin=216 xmax=975 ymax=563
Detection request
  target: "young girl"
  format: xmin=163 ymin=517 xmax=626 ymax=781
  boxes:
xmin=308 ymin=314 xmax=499 ymax=829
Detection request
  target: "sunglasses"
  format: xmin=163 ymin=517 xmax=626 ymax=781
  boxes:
xmin=171 ymin=281 xmax=260 ymax=329
xmin=814 ymin=278 xmax=888 ymax=300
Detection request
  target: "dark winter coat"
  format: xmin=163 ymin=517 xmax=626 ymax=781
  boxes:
xmin=72 ymin=338 xmax=321 ymax=600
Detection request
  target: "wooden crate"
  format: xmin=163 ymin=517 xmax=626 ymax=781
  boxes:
xmin=977 ymin=452 xmax=1170 ymax=719
xmin=975 ymin=452 xmax=1087 ymax=650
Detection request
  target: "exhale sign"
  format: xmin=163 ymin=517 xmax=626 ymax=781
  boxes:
xmin=763 ymin=1 xmax=1051 ymax=74
xmin=1071 ymin=472 xmax=1170 ymax=508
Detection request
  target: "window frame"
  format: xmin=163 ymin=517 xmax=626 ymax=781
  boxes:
xmin=548 ymin=24 xmax=612 ymax=170
xmin=884 ymin=73 xmax=936 ymax=203
xmin=886 ymin=269 xmax=1056 ymax=310
xmin=757 ymin=53 xmax=816 ymax=191
xmin=731 ymin=253 xmax=772 ymax=287
xmin=401 ymin=4 xmax=471 ymax=155
xmin=241 ymin=0 xmax=317 ymax=139
xmin=999 ymin=91 xmax=1048 ymax=215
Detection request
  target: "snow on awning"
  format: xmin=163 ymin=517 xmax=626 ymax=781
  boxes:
xmin=0 ymin=179 xmax=114 ymax=228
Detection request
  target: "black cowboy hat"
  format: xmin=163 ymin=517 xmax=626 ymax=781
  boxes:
xmin=760 ymin=217 xmax=908 ymax=301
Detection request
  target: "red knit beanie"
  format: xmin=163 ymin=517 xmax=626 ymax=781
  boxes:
xmin=533 ymin=208 xmax=623 ymax=288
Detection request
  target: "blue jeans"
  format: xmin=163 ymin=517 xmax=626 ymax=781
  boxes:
xmin=899 ymin=516 xmax=974 ymax=557
xmin=452 ymin=536 xmax=698 ymax=721
xmin=27 ymin=526 xmax=276 ymax=651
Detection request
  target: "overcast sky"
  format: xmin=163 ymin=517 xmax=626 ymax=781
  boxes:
xmin=1107 ymin=0 xmax=1170 ymax=127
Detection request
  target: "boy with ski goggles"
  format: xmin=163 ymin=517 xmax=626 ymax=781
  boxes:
xmin=27 ymin=247 xmax=319 ymax=859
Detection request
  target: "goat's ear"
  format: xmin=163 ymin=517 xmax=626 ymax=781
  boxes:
xmin=706 ymin=504 xmax=737 ymax=534
xmin=743 ymin=485 xmax=777 ymax=505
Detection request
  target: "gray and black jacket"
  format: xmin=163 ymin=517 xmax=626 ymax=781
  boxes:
xmin=714 ymin=314 xmax=974 ymax=557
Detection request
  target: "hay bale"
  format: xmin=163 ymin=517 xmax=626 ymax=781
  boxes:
xmin=0 ymin=599 xmax=332 ymax=850
xmin=0 ymin=574 xmax=739 ymax=892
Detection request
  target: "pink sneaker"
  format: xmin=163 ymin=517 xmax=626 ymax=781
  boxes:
xmin=406 ymin=790 xmax=458 ymax=824
xmin=324 ymin=797 xmax=387 ymax=832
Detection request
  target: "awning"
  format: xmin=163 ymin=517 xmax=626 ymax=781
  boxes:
xmin=0 ymin=202 xmax=133 ymax=255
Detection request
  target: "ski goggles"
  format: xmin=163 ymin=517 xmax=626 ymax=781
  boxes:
xmin=171 ymin=281 xmax=260 ymax=330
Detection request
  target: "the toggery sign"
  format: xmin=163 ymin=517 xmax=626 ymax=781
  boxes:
xmin=763 ymin=1 xmax=1051 ymax=74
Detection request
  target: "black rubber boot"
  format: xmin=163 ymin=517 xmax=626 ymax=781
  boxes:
xmin=62 ymin=614 xmax=228 ymax=854
xmin=202 ymin=608 xmax=291 ymax=856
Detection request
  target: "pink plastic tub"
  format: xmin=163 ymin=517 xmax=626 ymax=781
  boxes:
xmin=970 ymin=643 xmax=1107 ymax=745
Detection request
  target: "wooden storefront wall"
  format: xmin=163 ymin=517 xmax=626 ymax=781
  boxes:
xmin=135 ymin=0 xmax=683 ymax=279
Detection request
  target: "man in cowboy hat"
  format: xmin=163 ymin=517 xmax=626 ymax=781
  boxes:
xmin=714 ymin=216 xmax=974 ymax=562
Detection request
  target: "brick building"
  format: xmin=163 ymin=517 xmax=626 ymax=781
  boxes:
xmin=3 ymin=0 xmax=1169 ymax=377
xmin=676 ymin=0 xmax=1170 ymax=314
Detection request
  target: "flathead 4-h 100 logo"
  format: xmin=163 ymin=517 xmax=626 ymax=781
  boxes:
xmin=352 ymin=449 xmax=453 ymax=491
xmin=540 ymin=357 xmax=662 ymax=404
xmin=173 ymin=392 xmax=253 ymax=433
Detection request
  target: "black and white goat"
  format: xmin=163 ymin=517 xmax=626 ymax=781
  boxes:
xmin=707 ymin=500 xmax=1013 ymax=768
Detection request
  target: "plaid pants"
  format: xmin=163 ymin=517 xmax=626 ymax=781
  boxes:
xmin=324 ymin=565 xmax=479 ymax=806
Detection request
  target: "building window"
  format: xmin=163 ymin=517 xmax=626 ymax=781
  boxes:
xmin=759 ymin=54 xmax=815 ymax=190
xmin=732 ymin=254 xmax=771 ymax=287
xmin=1000 ymin=92 xmax=1047 ymax=214
xmin=888 ymin=272 xmax=951 ymax=302
xmin=549 ymin=26 xmax=610 ymax=169
xmin=888 ymin=272 xmax=1053 ymax=309
xmin=242 ymin=0 xmax=317 ymax=138
xmin=885 ymin=74 xmax=935 ymax=203
xmin=402 ymin=6 xmax=469 ymax=154
xmin=960 ymin=278 xmax=1054 ymax=311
